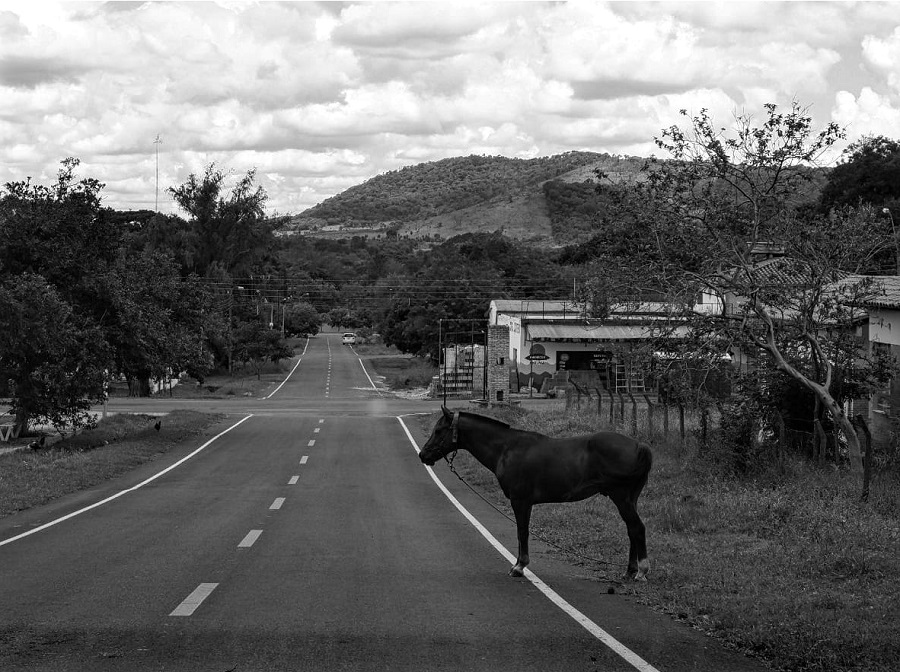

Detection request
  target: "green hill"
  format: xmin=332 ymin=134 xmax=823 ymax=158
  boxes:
xmin=282 ymin=151 xmax=645 ymax=245
xmin=280 ymin=152 xmax=827 ymax=246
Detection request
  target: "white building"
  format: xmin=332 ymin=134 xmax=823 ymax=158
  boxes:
xmin=489 ymin=299 xmax=687 ymax=394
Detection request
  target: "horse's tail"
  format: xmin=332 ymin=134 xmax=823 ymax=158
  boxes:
xmin=630 ymin=442 xmax=653 ymax=495
xmin=635 ymin=442 xmax=653 ymax=478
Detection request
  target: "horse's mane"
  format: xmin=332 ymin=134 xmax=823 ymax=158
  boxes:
xmin=460 ymin=411 xmax=511 ymax=429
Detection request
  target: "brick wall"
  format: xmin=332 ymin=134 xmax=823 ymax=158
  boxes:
xmin=486 ymin=325 xmax=510 ymax=404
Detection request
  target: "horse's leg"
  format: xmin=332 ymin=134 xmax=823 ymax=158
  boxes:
xmin=509 ymin=499 xmax=532 ymax=577
xmin=613 ymin=496 xmax=649 ymax=581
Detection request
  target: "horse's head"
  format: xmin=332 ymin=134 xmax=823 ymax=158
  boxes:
xmin=419 ymin=407 xmax=458 ymax=466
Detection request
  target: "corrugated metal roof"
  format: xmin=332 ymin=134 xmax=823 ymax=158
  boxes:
xmin=491 ymin=300 xmax=579 ymax=314
xmin=528 ymin=324 xmax=688 ymax=341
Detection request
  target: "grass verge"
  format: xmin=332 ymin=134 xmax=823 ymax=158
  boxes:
xmin=415 ymin=406 xmax=900 ymax=672
xmin=0 ymin=411 xmax=225 ymax=517
xmin=366 ymin=354 xmax=436 ymax=390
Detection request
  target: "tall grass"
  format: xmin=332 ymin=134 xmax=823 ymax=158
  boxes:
xmin=368 ymin=356 xmax=437 ymax=390
xmin=419 ymin=406 xmax=900 ymax=672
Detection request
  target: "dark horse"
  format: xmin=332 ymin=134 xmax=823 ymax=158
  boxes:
xmin=419 ymin=407 xmax=652 ymax=581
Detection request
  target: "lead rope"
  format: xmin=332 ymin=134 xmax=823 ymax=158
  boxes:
xmin=442 ymin=452 xmax=619 ymax=571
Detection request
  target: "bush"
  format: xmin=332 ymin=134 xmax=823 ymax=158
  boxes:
xmin=713 ymin=400 xmax=770 ymax=475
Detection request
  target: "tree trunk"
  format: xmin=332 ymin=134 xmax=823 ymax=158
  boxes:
xmin=14 ymin=406 xmax=29 ymax=438
xmin=832 ymin=407 xmax=863 ymax=474
xmin=765 ymin=343 xmax=864 ymax=475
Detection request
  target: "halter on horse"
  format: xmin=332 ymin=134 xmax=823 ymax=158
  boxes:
xmin=419 ymin=407 xmax=652 ymax=581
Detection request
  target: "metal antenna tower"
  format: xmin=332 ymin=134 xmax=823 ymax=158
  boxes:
xmin=153 ymin=134 xmax=162 ymax=211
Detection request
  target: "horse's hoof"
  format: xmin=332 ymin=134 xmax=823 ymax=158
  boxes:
xmin=508 ymin=566 xmax=525 ymax=577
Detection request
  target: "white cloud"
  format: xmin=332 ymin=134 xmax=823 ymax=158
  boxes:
xmin=0 ymin=1 xmax=898 ymax=214
xmin=862 ymin=26 xmax=900 ymax=93
xmin=833 ymin=88 xmax=900 ymax=141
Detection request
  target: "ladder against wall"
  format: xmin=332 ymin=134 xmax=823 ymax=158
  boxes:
xmin=614 ymin=363 xmax=645 ymax=393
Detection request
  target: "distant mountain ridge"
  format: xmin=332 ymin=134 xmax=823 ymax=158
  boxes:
xmin=281 ymin=151 xmax=647 ymax=245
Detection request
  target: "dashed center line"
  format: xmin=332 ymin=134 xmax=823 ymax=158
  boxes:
xmin=300 ymin=455 xmax=309 ymax=464
xmin=289 ymin=475 xmax=299 ymax=485
xmin=314 ymin=427 xmax=320 ymax=433
xmin=270 ymin=497 xmax=285 ymax=510
xmin=307 ymin=440 xmax=316 ymax=447
xmin=170 ymin=583 xmax=218 ymax=617
xmin=238 ymin=530 xmax=263 ymax=548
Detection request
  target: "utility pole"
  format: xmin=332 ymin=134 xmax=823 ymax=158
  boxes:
xmin=885 ymin=208 xmax=899 ymax=275
xmin=153 ymin=134 xmax=162 ymax=212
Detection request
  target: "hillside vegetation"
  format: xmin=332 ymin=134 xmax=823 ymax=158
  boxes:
xmin=284 ymin=151 xmax=649 ymax=244
xmin=282 ymin=151 xmax=831 ymax=247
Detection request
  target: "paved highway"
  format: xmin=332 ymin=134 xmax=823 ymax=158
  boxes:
xmin=0 ymin=333 xmax=769 ymax=671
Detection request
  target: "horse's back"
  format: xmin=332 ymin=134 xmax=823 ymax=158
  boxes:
xmin=584 ymin=431 xmax=652 ymax=480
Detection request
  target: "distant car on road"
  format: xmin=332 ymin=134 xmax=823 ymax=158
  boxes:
xmin=342 ymin=332 xmax=357 ymax=345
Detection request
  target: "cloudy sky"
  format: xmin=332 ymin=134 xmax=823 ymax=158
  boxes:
xmin=2 ymin=1 xmax=900 ymax=216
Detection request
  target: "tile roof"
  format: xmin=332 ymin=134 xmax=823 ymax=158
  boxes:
xmin=861 ymin=276 xmax=900 ymax=309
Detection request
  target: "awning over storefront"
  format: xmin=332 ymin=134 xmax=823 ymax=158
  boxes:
xmin=527 ymin=323 xmax=689 ymax=342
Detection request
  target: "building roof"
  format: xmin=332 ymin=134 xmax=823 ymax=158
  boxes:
xmin=527 ymin=323 xmax=689 ymax=342
xmin=492 ymin=299 xmax=676 ymax=319
xmin=861 ymin=276 xmax=900 ymax=309
xmin=490 ymin=300 xmax=581 ymax=317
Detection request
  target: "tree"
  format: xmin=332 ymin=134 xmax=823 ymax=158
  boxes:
xmin=819 ymin=135 xmax=900 ymax=211
xmin=818 ymin=135 xmax=900 ymax=273
xmin=232 ymin=321 xmax=293 ymax=379
xmin=101 ymin=251 xmax=215 ymax=395
xmin=0 ymin=159 xmax=120 ymax=435
xmin=284 ymin=301 xmax=321 ymax=336
xmin=0 ymin=275 xmax=108 ymax=434
xmin=168 ymin=164 xmax=273 ymax=278
xmin=619 ymin=102 xmax=889 ymax=484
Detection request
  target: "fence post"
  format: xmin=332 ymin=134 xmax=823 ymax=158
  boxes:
xmin=628 ymin=392 xmax=638 ymax=435
xmin=678 ymin=403 xmax=686 ymax=444
xmin=565 ymin=387 xmax=572 ymax=410
xmin=643 ymin=394 xmax=655 ymax=438
xmin=608 ymin=388 xmax=615 ymax=425
xmin=699 ymin=405 xmax=709 ymax=451
xmin=618 ymin=392 xmax=626 ymax=427
xmin=813 ymin=419 xmax=827 ymax=461
xmin=663 ymin=402 xmax=669 ymax=438
xmin=773 ymin=412 xmax=786 ymax=465
xmin=595 ymin=388 xmax=603 ymax=418
xmin=854 ymin=414 xmax=873 ymax=502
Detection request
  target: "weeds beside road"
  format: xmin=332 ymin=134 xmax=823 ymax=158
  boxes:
xmin=0 ymin=411 xmax=224 ymax=517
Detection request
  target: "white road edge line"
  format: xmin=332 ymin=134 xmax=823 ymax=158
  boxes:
xmin=396 ymin=415 xmax=660 ymax=672
xmin=170 ymin=582 xmax=219 ymax=617
xmin=357 ymin=357 xmax=381 ymax=394
xmin=0 ymin=414 xmax=255 ymax=548
xmin=264 ymin=337 xmax=310 ymax=400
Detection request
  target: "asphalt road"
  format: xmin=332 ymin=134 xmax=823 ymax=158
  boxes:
xmin=0 ymin=334 xmax=771 ymax=671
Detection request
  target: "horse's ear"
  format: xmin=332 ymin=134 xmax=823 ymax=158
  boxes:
xmin=441 ymin=406 xmax=453 ymax=420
